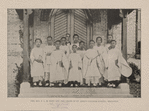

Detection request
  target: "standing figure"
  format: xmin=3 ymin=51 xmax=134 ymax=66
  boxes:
xmin=43 ymin=36 xmax=55 ymax=86
xmin=60 ymin=37 xmax=70 ymax=57
xmin=107 ymin=40 xmax=132 ymax=88
xmin=68 ymin=45 xmax=82 ymax=87
xmin=50 ymin=40 xmax=69 ymax=87
xmin=70 ymin=34 xmax=80 ymax=52
xmin=94 ymin=37 xmax=108 ymax=85
xmin=83 ymin=40 xmax=103 ymax=87
xmin=30 ymin=38 xmax=44 ymax=86
xmin=77 ymin=41 xmax=86 ymax=85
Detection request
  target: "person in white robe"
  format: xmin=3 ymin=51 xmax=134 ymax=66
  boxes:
xmin=94 ymin=37 xmax=108 ymax=85
xmin=50 ymin=40 xmax=69 ymax=87
xmin=77 ymin=41 xmax=86 ymax=85
xmin=68 ymin=45 xmax=82 ymax=87
xmin=107 ymin=40 xmax=132 ymax=88
xmin=30 ymin=38 xmax=44 ymax=86
xmin=83 ymin=40 xmax=103 ymax=86
xmin=60 ymin=37 xmax=70 ymax=84
xmin=60 ymin=37 xmax=70 ymax=57
xmin=70 ymin=34 xmax=80 ymax=52
xmin=43 ymin=36 xmax=55 ymax=86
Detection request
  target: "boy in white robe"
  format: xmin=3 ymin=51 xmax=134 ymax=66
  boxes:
xmin=30 ymin=38 xmax=44 ymax=86
xmin=83 ymin=40 xmax=102 ymax=87
xmin=50 ymin=40 xmax=69 ymax=87
xmin=68 ymin=45 xmax=82 ymax=87
xmin=70 ymin=34 xmax=80 ymax=52
xmin=43 ymin=36 xmax=55 ymax=86
xmin=77 ymin=41 xmax=86 ymax=85
xmin=107 ymin=40 xmax=132 ymax=88
xmin=60 ymin=37 xmax=70 ymax=57
xmin=94 ymin=37 xmax=108 ymax=85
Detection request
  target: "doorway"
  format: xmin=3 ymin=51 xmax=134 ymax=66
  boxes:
xmin=49 ymin=9 xmax=93 ymax=48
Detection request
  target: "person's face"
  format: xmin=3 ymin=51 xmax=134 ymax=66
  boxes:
xmin=73 ymin=36 xmax=79 ymax=43
xmin=108 ymin=35 xmax=113 ymax=42
xmin=97 ymin=38 xmax=102 ymax=45
xmin=35 ymin=40 xmax=41 ymax=47
xmin=72 ymin=46 xmax=77 ymax=52
xmin=47 ymin=37 xmax=52 ymax=45
xmin=79 ymin=42 xmax=84 ymax=48
xmin=61 ymin=38 xmax=66 ymax=45
xmin=55 ymin=42 xmax=61 ymax=49
xmin=66 ymin=34 xmax=70 ymax=41
xmin=89 ymin=41 xmax=95 ymax=48
xmin=111 ymin=41 xmax=116 ymax=48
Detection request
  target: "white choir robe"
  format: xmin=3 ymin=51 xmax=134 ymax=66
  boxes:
xmin=50 ymin=50 xmax=69 ymax=82
xmin=70 ymin=43 xmax=79 ymax=53
xmin=43 ymin=45 xmax=55 ymax=73
xmin=68 ymin=53 xmax=82 ymax=83
xmin=107 ymin=48 xmax=132 ymax=81
xmin=60 ymin=45 xmax=70 ymax=57
xmin=83 ymin=49 xmax=103 ymax=84
xmin=94 ymin=45 xmax=108 ymax=80
xmin=30 ymin=47 xmax=44 ymax=82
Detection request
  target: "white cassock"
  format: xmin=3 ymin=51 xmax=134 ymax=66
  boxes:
xmin=43 ymin=45 xmax=55 ymax=72
xmin=50 ymin=50 xmax=69 ymax=82
xmin=83 ymin=49 xmax=102 ymax=81
xmin=68 ymin=53 xmax=82 ymax=82
xmin=30 ymin=47 xmax=44 ymax=78
xmin=94 ymin=45 xmax=108 ymax=80
xmin=60 ymin=45 xmax=70 ymax=57
xmin=70 ymin=43 xmax=79 ymax=53
xmin=107 ymin=48 xmax=132 ymax=81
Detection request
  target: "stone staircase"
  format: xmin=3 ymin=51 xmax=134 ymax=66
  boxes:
xmin=18 ymin=83 xmax=133 ymax=98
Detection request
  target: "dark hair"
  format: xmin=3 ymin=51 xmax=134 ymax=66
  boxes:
xmin=96 ymin=37 xmax=102 ymax=42
xmin=79 ymin=41 xmax=85 ymax=45
xmin=66 ymin=41 xmax=71 ymax=45
xmin=73 ymin=34 xmax=79 ymax=39
xmin=108 ymin=35 xmax=113 ymax=38
xmin=89 ymin=40 xmax=95 ymax=43
xmin=72 ymin=44 xmax=77 ymax=48
xmin=55 ymin=40 xmax=61 ymax=43
xmin=66 ymin=33 xmax=70 ymax=36
xmin=35 ymin=38 xmax=42 ymax=43
xmin=61 ymin=37 xmax=66 ymax=40
xmin=110 ymin=40 xmax=116 ymax=43
xmin=47 ymin=36 xmax=52 ymax=40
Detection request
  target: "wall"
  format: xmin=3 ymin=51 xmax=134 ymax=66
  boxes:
xmin=7 ymin=9 xmax=23 ymax=96
xmin=127 ymin=10 xmax=136 ymax=55
xmin=92 ymin=9 xmax=108 ymax=45
xmin=34 ymin=9 xmax=49 ymax=48
xmin=108 ymin=23 xmax=122 ymax=51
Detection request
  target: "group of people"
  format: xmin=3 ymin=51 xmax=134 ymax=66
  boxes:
xmin=30 ymin=33 xmax=132 ymax=88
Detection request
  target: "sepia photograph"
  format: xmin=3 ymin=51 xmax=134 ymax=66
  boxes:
xmin=7 ymin=9 xmax=141 ymax=98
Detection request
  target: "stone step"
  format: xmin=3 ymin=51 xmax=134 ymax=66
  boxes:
xmin=19 ymin=83 xmax=133 ymax=98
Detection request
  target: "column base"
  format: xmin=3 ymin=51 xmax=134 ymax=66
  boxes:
xmin=119 ymin=83 xmax=130 ymax=93
xmin=18 ymin=82 xmax=30 ymax=97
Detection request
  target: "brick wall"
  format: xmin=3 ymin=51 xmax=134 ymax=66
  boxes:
xmin=92 ymin=9 xmax=108 ymax=45
xmin=108 ymin=23 xmax=122 ymax=51
xmin=127 ymin=10 xmax=136 ymax=55
xmin=34 ymin=9 xmax=49 ymax=48
xmin=7 ymin=9 xmax=23 ymax=96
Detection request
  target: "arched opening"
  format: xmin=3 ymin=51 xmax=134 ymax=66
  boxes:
xmin=49 ymin=9 xmax=93 ymax=48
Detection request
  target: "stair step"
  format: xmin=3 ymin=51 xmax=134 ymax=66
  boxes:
xmin=19 ymin=87 xmax=133 ymax=98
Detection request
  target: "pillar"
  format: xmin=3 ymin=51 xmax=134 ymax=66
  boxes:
xmin=23 ymin=9 xmax=30 ymax=82
xmin=122 ymin=16 xmax=128 ymax=60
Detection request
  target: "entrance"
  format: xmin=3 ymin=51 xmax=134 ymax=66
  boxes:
xmin=49 ymin=9 xmax=93 ymax=48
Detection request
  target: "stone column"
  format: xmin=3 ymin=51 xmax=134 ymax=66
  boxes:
xmin=19 ymin=9 xmax=33 ymax=97
xmin=122 ymin=13 xmax=128 ymax=60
